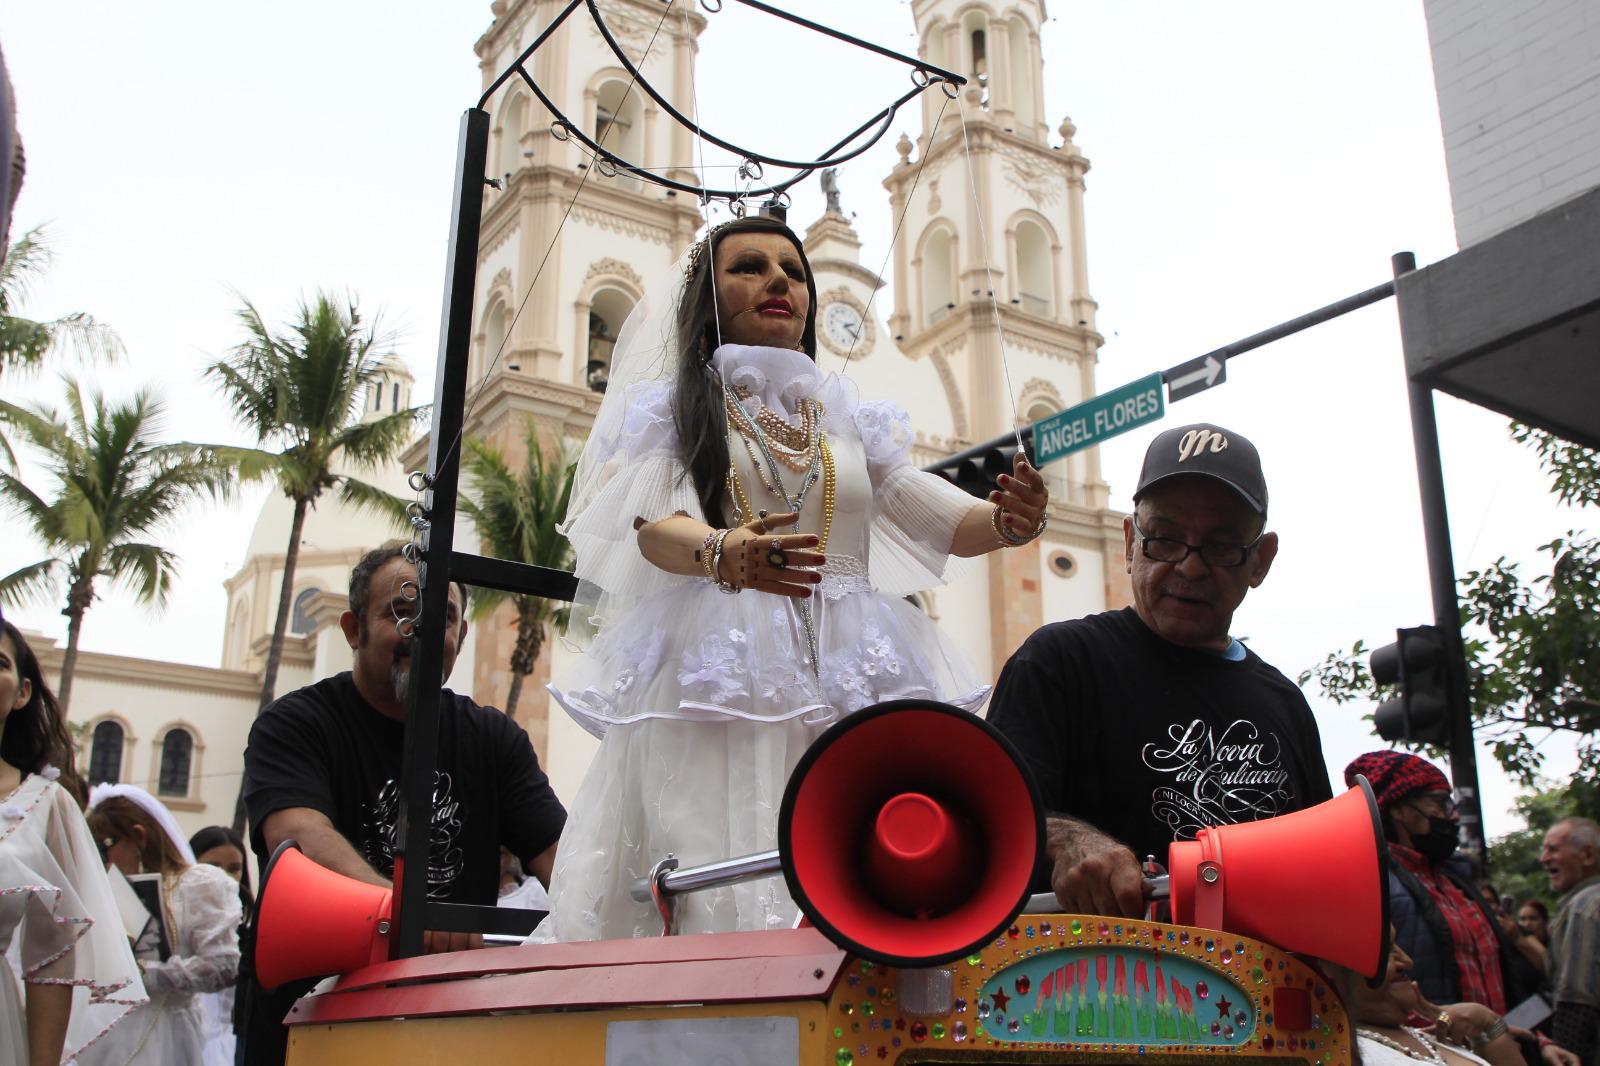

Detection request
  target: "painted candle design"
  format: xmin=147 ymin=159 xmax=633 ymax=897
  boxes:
xmin=1113 ymin=955 xmax=1132 ymax=1039
xmin=1095 ymin=955 xmax=1110 ymax=1038
xmin=1054 ymin=964 xmax=1071 ymax=1037
xmin=1134 ymin=959 xmax=1152 ymax=1038
xmin=1075 ymin=958 xmax=1094 ymax=1037
xmin=1032 ymin=967 xmax=1054 ymax=1037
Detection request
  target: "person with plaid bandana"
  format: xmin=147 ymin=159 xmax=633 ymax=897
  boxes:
xmin=1346 ymin=751 xmax=1539 ymax=1015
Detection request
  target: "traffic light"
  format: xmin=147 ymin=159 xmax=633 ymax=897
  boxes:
xmin=1369 ymin=625 xmax=1451 ymax=744
xmin=923 ymin=442 xmax=1030 ymax=499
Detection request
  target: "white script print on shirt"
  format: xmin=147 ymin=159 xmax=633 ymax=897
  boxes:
xmin=362 ymin=770 xmax=467 ymax=897
xmin=1141 ymin=719 xmax=1292 ymax=840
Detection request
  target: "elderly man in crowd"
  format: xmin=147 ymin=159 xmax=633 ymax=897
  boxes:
xmin=989 ymin=423 xmax=1332 ymax=917
xmin=237 ymin=541 xmax=568 ymax=1065
xmin=1543 ymin=817 xmax=1600 ymax=1066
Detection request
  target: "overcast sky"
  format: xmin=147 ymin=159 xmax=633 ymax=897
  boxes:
xmin=1 ymin=1 xmax=1584 ymax=840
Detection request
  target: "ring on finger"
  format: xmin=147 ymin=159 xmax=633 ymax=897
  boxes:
xmin=766 ymin=546 xmax=789 ymax=569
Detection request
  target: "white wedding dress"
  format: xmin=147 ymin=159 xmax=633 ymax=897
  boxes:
xmin=543 ymin=344 xmax=987 ymax=941
xmin=1 ymin=773 xmax=145 ymax=1065
xmin=76 ymin=861 xmax=240 ymax=1066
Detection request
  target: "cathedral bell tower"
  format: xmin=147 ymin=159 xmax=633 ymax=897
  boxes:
xmin=886 ymin=0 xmax=1129 ymax=664
xmin=431 ymin=0 xmax=709 ymax=756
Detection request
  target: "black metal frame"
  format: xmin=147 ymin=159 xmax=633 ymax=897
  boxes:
xmin=388 ymin=1 xmax=964 ymax=959
xmin=481 ymin=0 xmax=966 ymax=201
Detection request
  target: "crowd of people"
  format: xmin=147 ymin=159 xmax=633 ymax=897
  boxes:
xmin=3 ymin=211 xmax=1595 ymax=1066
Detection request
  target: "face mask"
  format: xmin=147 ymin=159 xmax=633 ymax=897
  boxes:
xmin=1415 ymin=815 xmax=1459 ymax=864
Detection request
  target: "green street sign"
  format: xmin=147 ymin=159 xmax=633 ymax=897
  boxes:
xmin=1032 ymin=372 xmax=1165 ymax=467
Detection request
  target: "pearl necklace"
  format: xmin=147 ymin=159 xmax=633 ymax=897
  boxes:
xmin=1358 ymin=1027 xmax=1447 ymax=1065
xmin=722 ymin=385 xmax=823 ymax=513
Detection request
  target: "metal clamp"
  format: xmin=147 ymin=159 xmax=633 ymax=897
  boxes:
xmin=647 ymin=854 xmax=680 ymax=937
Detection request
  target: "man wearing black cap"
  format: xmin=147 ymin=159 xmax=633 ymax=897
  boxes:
xmin=989 ymin=423 xmax=1333 ymax=917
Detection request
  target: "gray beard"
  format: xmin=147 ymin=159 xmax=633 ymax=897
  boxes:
xmin=390 ymin=658 xmax=411 ymax=707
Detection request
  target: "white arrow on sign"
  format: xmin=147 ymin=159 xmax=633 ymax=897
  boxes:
xmin=1168 ymin=353 xmax=1224 ymax=395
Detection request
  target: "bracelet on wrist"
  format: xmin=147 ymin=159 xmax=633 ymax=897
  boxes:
xmin=992 ymin=503 xmax=1046 ymax=547
xmin=699 ymin=530 xmax=719 ymax=581
xmin=1472 ymin=1019 xmax=1509 ymax=1047
xmin=710 ymin=528 xmax=741 ymax=594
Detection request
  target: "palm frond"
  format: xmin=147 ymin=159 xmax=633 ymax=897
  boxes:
xmin=0 ymin=559 xmax=63 ymax=609
xmin=335 ymin=405 xmax=427 ymax=471
xmin=0 ymin=227 xmax=52 ymax=305
xmin=335 ymin=476 xmax=412 ymax=531
xmin=105 ymin=542 xmax=177 ymax=607
xmin=460 ymin=419 xmax=577 ymax=626
xmin=0 ymin=230 xmax=124 ymax=374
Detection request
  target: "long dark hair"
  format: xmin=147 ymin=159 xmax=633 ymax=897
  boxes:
xmin=673 ymin=215 xmax=819 ymax=525
xmin=0 ymin=621 xmax=86 ymax=805
xmin=190 ymin=823 xmax=257 ymax=919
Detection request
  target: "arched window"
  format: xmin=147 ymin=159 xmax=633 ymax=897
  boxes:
xmin=594 ymin=79 xmax=644 ymax=189
xmin=88 ymin=720 xmax=123 ymax=785
xmin=1015 ymin=220 xmax=1052 ymax=317
xmin=499 ymin=93 xmax=527 ymax=177
xmin=963 ymin=12 xmax=990 ymax=107
xmin=289 ymin=588 xmax=319 ymax=636
xmin=586 ymin=287 xmax=636 ymax=393
xmin=482 ymin=300 xmax=509 ymax=379
xmin=157 ymin=728 xmax=194 ymax=798
xmin=922 ymin=228 xmax=956 ymax=327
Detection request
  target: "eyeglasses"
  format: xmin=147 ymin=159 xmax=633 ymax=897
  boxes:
xmin=1408 ymin=795 xmax=1458 ymax=818
xmin=1131 ymin=517 xmax=1264 ymax=569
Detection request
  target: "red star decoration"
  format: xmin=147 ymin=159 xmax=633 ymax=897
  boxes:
xmin=992 ymin=988 xmax=1011 ymax=1013
xmin=1216 ymin=995 xmax=1234 ymax=1019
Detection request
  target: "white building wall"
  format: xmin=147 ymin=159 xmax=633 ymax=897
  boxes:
xmin=1423 ymin=0 xmax=1600 ymax=246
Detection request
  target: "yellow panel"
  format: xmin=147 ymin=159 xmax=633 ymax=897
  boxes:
xmin=287 ymin=999 xmax=829 ymax=1066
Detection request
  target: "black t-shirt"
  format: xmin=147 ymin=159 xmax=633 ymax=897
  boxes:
xmin=988 ymin=608 xmax=1333 ymax=869
xmin=243 ymin=671 xmax=566 ymax=901
xmin=238 ymin=673 xmax=566 ymax=1065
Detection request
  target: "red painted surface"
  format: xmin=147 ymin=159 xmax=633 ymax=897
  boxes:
xmin=320 ymin=926 xmax=843 ymax=996
xmin=288 ymin=949 xmax=844 ymax=1025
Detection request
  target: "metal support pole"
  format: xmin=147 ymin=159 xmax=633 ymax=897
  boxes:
xmin=1391 ymin=251 xmax=1487 ymax=865
xmin=392 ymin=108 xmax=492 ymax=958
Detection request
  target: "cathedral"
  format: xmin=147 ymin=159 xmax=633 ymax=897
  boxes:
xmin=37 ymin=0 xmax=1129 ymax=833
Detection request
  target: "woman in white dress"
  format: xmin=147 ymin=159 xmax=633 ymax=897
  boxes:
xmin=543 ymin=215 xmax=1050 ymax=941
xmin=80 ymin=787 xmax=240 ymax=1066
xmin=1 ymin=621 xmax=145 ymax=1066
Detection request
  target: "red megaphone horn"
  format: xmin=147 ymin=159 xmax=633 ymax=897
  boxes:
xmin=779 ymin=700 xmax=1044 ymax=968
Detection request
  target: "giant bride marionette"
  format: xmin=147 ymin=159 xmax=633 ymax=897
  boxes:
xmin=542 ymin=213 xmax=1049 ymax=940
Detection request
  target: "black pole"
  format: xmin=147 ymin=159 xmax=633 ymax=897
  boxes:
xmin=1391 ymin=251 xmax=1487 ymax=865
xmin=392 ymin=107 xmax=492 ymax=958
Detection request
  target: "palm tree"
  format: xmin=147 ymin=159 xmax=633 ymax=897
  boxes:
xmin=206 ymin=291 xmax=421 ymax=826
xmin=0 ymin=227 xmax=123 ymax=380
xmin=0 ymin=381 xmax=236 ymax=713
xmin=459 ymin=420 xmax=575 ymax=720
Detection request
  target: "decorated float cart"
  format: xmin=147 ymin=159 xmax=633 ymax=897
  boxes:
xmin=252 ymin=4 xmax=1393 ymax=1062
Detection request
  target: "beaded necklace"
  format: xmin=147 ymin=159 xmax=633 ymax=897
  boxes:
xmin=1358 ymin=1028 xmax=1447 ymax=1065
xmin=721 ymin=383 xmax=836 ymax=674
xmin=723 ymin=386 xmax=824 ymax=510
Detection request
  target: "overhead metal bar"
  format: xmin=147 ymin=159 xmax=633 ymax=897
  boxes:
xmin=932 ymin=277 xmax=1399 ymax=468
